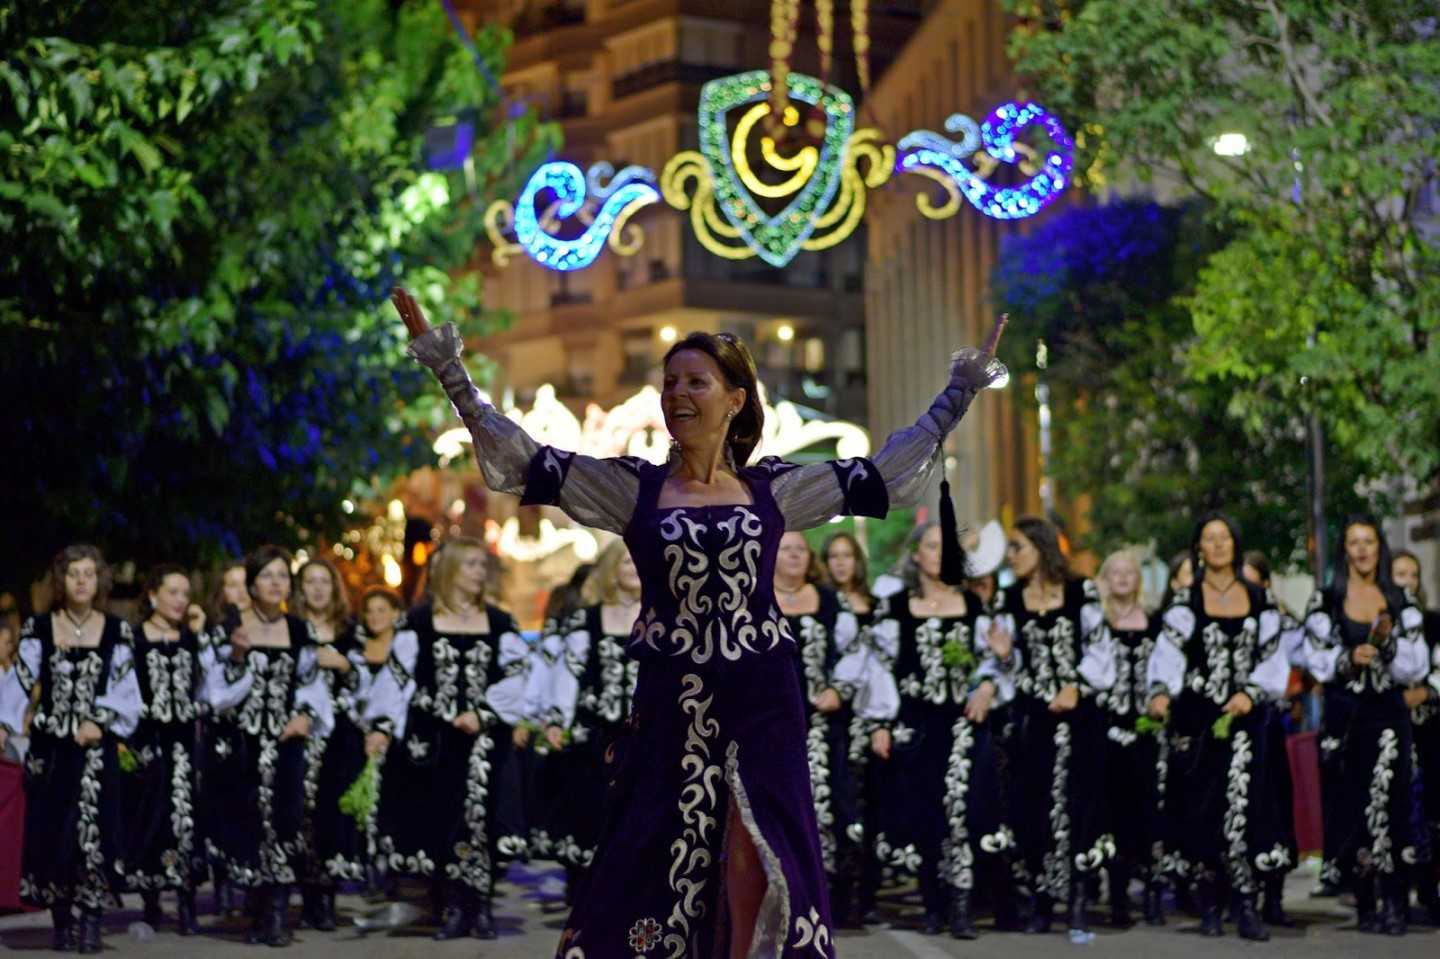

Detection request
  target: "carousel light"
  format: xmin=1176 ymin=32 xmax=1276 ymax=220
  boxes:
xmin=659 ymin=325 xmax=678 ymax=343
xmin=382 ymin=554 xmax=403 ymax=588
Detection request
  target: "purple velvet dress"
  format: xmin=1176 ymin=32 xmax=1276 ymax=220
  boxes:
xmin=406 ymin=322 xmax=1000 ymax=959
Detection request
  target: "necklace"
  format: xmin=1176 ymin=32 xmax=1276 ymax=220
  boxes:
xmin=775 ymin=581 xmax=809 ymax=596
xmin=62 ymin=608 xmax=95 ymax=645
xmin=252 ymin=605 xmax=284 ymax=626
xmin=146 ymin=615 xmax=180 ymax=640
xmin=1205 ymin=574 xmax=1240 ymax=595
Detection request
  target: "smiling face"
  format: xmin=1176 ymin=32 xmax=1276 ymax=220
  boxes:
xmin=64 ymin=558 xmax=99 ymax=608
xmin=825 ymin=538 xmax=856 ymax=588
xmin=150 ymin=572 xmax=192 ymax=624
xmin=1344 ymin=523 xmax=1380 ymax=579
xmin=661 ymin=349 xmax=744 ymax=457
xmin=1198 ymin=520 xmax=1235 ymax=573
xmin=777 ymin=532 xmax=812 ymax=582
xmin=363 ymin=595 xmax=399 ymax=637
xmin=1393 ymin=555 xmax=1420 ymax=593
xmin=251 ymin=558 xmax=291 ymax=609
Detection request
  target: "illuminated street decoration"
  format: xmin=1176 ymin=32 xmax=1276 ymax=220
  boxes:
xmin=898 ymin=102 xmax=1073 ymax=220
xmin=481 ymin=71 xmax=1072 ymax=271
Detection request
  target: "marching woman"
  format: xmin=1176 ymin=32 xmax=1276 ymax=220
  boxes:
xmin=391 ymin=287 xmax=1006 ymax=959
xmin=1392 ymin=549 xmax=1440 ymax=923
xmin=200 ymin=545 xmax=334 ymax=947
xmin=122 ymin=564 xmax=205 ymax=935
xmin=1301 ymin=517 xmax=1430 ymax=935
xmin=773 ymin=532 xmax=868 ymax=928
xmin=534 ymin=542 xmax=644 ymax=907
xmin=0 ymin=545 xmax=142 ymax=954
xmin=867 ymin=521 xmax=1019 ymax=939
xmin=823 ymin=532 xmax=875 ymax=624
xmin=1145 ymin=512 xmax=1289 ymax=941
xmin=1094 ymin=548 xmax=1166 ymax=927
xmin=294 ymin=557 xmax=362 ymax=930
xmin=372 ymin=537 xmax=534 ymax=941
xmin=988 ymin=517 xmax=1115 ymax=942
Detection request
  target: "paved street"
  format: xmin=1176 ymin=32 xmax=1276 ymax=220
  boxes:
xmin=2 ymin=865 xmax=1437 ymax=957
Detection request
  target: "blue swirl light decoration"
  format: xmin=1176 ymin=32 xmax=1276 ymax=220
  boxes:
xmin=897 ymin=101 xmax=1074 ymax=220
xmin=513 ymin=161 xmax=660 ymax=271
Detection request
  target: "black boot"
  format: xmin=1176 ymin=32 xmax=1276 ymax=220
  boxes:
xmin=142 ymin=890 xmax=164 ymax=928
xmin=949 ymin=889 xmax=977 ymax=940
xmin=1235 ymin=890 xmax=1269 ymax=942
xmin=298 ymin=885 xmax=320 ymax=930
xmin=245 ymin=887 xmax=268 ymax=945
xmin=177 ymin=888 xmax=201 ymax=936
xmin=1143 ymin=876 xmax=1166 ymax=926
xmin=263 ymin=885 xmax=293 ymax=947
xmin=919 ymin=910 xmax=944 ymax=935
xmin=472 ymin=895 xmax=498 ymax=940
xmin=433 ymin=883 xmax=469 ymax=941
xmin=76 ymin=910 xmax=103 ymax=955
xmin=1024 ymin=893 xmax=1053 ymax=934
xmin=1356 ymin=875 xmax=1379 ymax=933
xmin=1262 ymin=871 xmax=1295 ymax=928
xmin=1197 ymin=879 xmax=1223 ymax=937
xmin=1379 ymin=876 xmax=1407 ymax=936
xmin=1069 ymin=878 xmax=1092 ymax=934
xmin=1108 ymin=863 xmax=1134 ymax=928
xmin=50 ymin=904 xmax=76 ymax=953
xmin=314 ymin=889 xmax=337 ymax=932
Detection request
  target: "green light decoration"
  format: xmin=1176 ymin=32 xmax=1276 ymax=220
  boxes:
xmin=697 ymin=70 xmax=854 ymax=267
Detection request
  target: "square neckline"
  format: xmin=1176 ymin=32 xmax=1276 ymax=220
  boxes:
xmin=651 ymin=467 xmax=759 ymax=512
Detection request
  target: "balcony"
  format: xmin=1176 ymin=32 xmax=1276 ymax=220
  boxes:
xmin=611 ymin=61 xmax=735 ymax=100
xmin=512 ymin=3 xmax=586 ymax=41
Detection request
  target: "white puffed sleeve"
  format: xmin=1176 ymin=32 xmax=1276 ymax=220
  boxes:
xmin=484 ymin=631 xmax=532 ymax=727
xmin=1301 ymin=594 xmax=1344 ymax=684
xmin=542 ymin=624 xmax=591 ymax=729
xmin=1077 ymin=596 xmax=1116 ymax=694
xmin=363 ymin=630 xmax=418 ymax=740
xmin=347 ymin=648 xmax=375 ymax=705
xmin=521 ymin=634 xmax=552 ymax=724
xmin=848 ymin=646 xmax=901 ymax=722
xmin=93 ymin=631 xmax=142 ymax=739
xmin=1244 ymin=609 xmax=1290 ymax=703
xmin=199 ymin=628 xmax=256 ymax=714
xmin=1146 ymin=604 xmax=1193 ymax=699
xmin=1392 ymin=604 xmax=1431 ymax=686
xmin=0 ymin=627 xmax=40 ymax=734
xmin=294 ymin=646 xmax=335 ymax=740
xmin=833 ymin=611 xmax=860 ymax=655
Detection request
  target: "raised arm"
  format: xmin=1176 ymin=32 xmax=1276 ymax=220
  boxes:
xmin=394 ymin=288 xmax=642 ymax=533
xmin=772 ymin=316 xmax=1009 ymax=530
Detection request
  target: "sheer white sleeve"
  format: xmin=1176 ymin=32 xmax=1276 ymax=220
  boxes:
xmin=294 ymin=646 xmax=335 ymax=740
xmin=200 ymin=629 xmax=256 ymax=714
xmin=1077 ymin=593 xmax=1116 ymax=694
xmin=0 ymin=632 xmax=40 ymax=734
xmin=1392 ymin=604 xmax=1431 ymax=686
xmin=484 ymin=631 xmax=532 ymax=727
xmin=408 ymin=323 xmax=640 ymax=533
xmin=1245 ymin=609 xmax=1290 ymax=703
xmin=363 ymin=630 xmax=418 ymax=740
xmin=93 ymin=632 xmax=142 ymax=739
xmin=771 ymin=346 xmax=1005 ymax=530
xmin=1147 ymin=605 xmax=1193 ymax=699
xmin=850 ymin=647 xmax=901 ymax=722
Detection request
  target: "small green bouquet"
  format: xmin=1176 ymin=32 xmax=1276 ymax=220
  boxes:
xmin=1212 ymin=712 xmax=1235 ymax=741
xmin=1134 ymin=715 xmax=1167 ymax=737
xmin=339 ymin=757 xmax=380 ymax=825
xmin=117 ymin=743 xmax=139 ymax=774
xmin=941 ymin=639 xmax=975 ymax=672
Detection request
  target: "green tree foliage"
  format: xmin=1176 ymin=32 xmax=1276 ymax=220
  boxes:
xmin=1005 ymin=0 xmax=1440 ymax=494
xmin=992 ymin=200 xmax=1374 ymax=564
xmin=0 ymin=1 xmax=557 ymax=585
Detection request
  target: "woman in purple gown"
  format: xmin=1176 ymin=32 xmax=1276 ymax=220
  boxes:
xmin=391 ymin=288 xmax=1005 ymax=959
